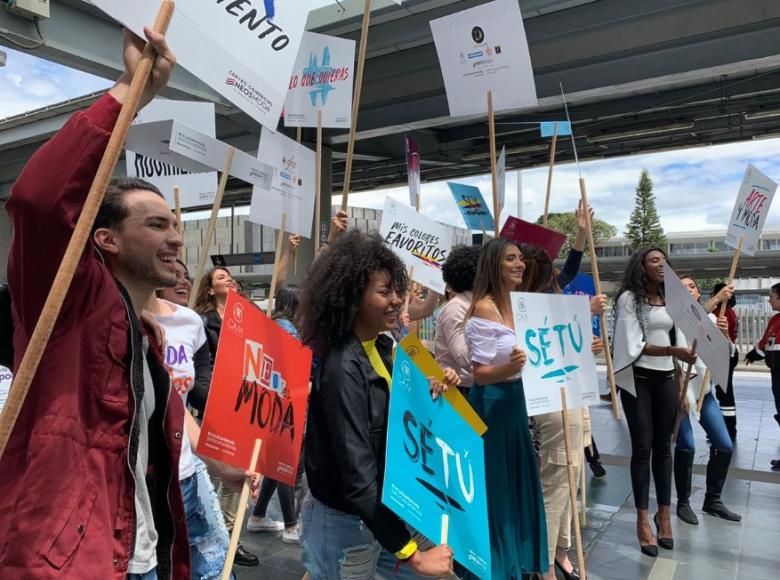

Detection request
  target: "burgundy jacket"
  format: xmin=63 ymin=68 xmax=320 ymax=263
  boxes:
xmin=0 ymin=94 xmax=189 ymax=579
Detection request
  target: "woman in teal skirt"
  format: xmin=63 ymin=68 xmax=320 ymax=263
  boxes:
xmin=463 ymin=238 xmax=549 ymax=578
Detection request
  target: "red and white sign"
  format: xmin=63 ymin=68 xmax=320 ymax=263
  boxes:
xmin=198 ymin=293 xmax=312 ymax=485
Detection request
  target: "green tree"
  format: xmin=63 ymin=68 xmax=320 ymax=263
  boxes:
xmin=625 ymin=169 xmax=667 ymax=251
xmin=535 ymin=212 xmax=617 ymax=259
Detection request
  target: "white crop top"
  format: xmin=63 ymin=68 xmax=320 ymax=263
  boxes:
xmin=465 ymin=317 xmax=522 ymax=381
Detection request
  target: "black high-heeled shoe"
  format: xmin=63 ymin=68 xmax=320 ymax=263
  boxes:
xmin=554 ymin=558 xmax=581 ymax=580
xmin=640 ymin=543 xmax=659 ymax=558
xmin=654 ymin=513 xmax=674 ymax=550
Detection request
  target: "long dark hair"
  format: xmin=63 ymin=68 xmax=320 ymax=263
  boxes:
xmin=519 ymin=244 xmax=560 ymax=294
xmin=192 ymin=267 xmax=231 ymax=314
xmin=298 ymin=230 xmax=408 ymax=355
xmin=272 ymin=286 xmax=299 ymax=322
xmin=614 ymin=247 xmax=667 ymax=336
xmin=467 ymin=238 xmax=522 ymax=320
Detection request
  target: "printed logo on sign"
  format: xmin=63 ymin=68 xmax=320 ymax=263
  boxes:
xmin=234 ymin=303 xmax=245 ymax=323
xmin=515 ymin=297 xmax=528 ymax=323
xmin=457 ymin=196 xmax=485 ymax=215
xmin=400 ymin=360 xmax=412 ymax=392
xmin=288 ymin=45 xmax=351 ymax=110
xmin=225 ymin=71 xmax=272 ymax=115
xmin=690 ymin=304 xmax=702 ymax=322
xmin=471 ymin=26 xmax=484 ymax=44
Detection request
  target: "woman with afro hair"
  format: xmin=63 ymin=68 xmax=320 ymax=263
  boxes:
xmin=298 ymin=229 xmax=455 ymax=579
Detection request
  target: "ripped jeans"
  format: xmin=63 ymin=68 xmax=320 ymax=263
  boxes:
xmin=300 ymin=493 xmax=424 ymax=580
xmin=181 ymin=458 xmax=235 ymax=580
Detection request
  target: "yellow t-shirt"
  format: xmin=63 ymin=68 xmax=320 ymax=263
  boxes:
xmin=361 ymin=339 xmax=392 ymax=388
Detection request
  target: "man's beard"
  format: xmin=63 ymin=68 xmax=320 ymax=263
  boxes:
xmin=122 ymin=253 xmax=176 ymax=289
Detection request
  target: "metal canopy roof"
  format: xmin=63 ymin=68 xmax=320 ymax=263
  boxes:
xmin=2 ymin=0 xmax=780 ymax=206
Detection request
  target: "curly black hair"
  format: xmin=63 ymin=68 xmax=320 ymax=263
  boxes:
xmin=442 ymin=245 xmax=480 ymax=294
xmin=298 ymin=230 xmax=409 ymax=354
xmin=614 ymin=247 xmax=668 ymax=337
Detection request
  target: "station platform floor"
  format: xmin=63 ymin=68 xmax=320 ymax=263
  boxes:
xmin=235 ymin=369 xmax=780 ymax=579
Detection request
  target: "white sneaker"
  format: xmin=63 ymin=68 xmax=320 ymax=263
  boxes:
xmin=281 ymin=526 xmax=300 ymax=544
xmin=246 ymin=515 xmax=284 ymax=532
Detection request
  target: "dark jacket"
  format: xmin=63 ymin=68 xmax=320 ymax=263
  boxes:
xmin=305 ymin=333 xmax=411 ymax=553
xmin=201 ymin=310 xmax=222 ymax=368
xmin=0 ymin=94 xmax=189 ymax=579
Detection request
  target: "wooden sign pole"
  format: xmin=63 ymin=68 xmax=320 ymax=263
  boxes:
xmin=673 ymin=339 xmax=698 ymax=440
xmin=696 ymin=369 xmax=711 ymax=415
xmin=580 ymin=449 xmax=588 ymax=528
xmin=719 ymin=236 xmax=743 ymax=318
xmin=578 ymin=178 xmax=620 ymax=420
xmin=561 ymin=388 xmax=587 ymax=580
xmin=441 ymin=513 xmax=449 ymax=545
xmin=487 ymin=91 xmax=499 ymax=237
xmin=267 ymin=213 xmax=288 ymax=315
xmin=221 ymin=438 xmax=262 ymax=580
xmin=188 ymin=146 xmax=236 ymax=308
xmin=173 ymin=186 xmax=183 ymax=260
xmin=340 ymin=0 xmax=372 ymax=211
xmin=402 ymin=266 xmax=415 ymax=315
xmin=315 ymin=110 xmax=323 ymax=255
xmin=0 ymin=0 xmax=176 ymax=461
xmin=543 ymin=124 xmax=559 ymax=227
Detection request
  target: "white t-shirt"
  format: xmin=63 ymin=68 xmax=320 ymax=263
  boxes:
xmin=155 ymin=300 xmax=207 ymax=481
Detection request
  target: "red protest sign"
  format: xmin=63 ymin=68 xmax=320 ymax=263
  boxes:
xmin=198 ymin=292 xmax=312 ymax=485
xmin=500 ymin=216 xmax=566 ymax=260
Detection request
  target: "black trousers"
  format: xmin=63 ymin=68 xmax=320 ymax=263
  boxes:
xmin=620 ymin=367 xmax=678 ymax=510
xmin=585 ymin=437 xmax=601 ymax=463
xmin=714 ymin=352 xmax=739 ymax=438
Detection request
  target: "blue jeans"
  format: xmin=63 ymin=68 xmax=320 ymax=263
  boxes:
xmin=127 ymin=571 xmax=156 ymax=580
xmin=181 ymin=459 xmax=235 ymax=580
xmin=676 ymin=392 xmax=733 ymax=452
xmin=301 ymin=493 xmax=424 ymax=580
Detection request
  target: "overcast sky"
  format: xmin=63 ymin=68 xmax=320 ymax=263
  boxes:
xmin=2 ymin=45 xmax=779 ymax=236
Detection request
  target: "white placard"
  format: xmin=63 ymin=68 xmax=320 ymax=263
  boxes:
xmin=430 ymin=0 xmax=538 ymax=117
xmin=725 ymin=164 xmax=777 ymax=256
xmin=91 ymin=0 xmax=311 ymax=129
xmin=0 ymin=366 xmax=11 ymax=413
xmin=126 ymin=99 xmax=217 ymax=208
xmin=249 ymin=128 xmax=316 ymax=238
xmin=284 ymin=32 xmax=356 ymax=129
xmin=511 ymin=293 xmax=599 ymax=416
xmin=497 ymin=145 xmax=506 ymax=214
xmin=379 ymin=198 xmax=453 ymax=295
xmin=125 ymin=120 xmax=273 ymax=192
xmin=663 ymin=264 xmax=731 ymax=389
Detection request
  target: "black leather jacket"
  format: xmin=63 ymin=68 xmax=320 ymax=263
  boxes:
xmin=305 ymin=332 xmax=411 ymax=553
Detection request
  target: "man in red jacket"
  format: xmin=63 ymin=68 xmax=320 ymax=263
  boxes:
xmin=0 ymin=28 xmax=190 ymax=579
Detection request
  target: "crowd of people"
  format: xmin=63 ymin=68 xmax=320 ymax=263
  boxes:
xmin=1 ymin=24 xmax=779 ymax=580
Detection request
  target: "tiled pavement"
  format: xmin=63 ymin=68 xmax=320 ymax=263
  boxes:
xmin=235 ymin=369 xmax=779 ymax=579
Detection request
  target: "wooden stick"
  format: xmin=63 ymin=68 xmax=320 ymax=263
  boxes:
xmin=402 ymin=266 xmax=415 ymax=314
xmin=267 ymin=213 xmax=288 ymax=315
xmin=315 ymin=110 xmax=323 ymax=255
xmin=341 ymin=0 xmax=372 ymax=211
xmin=580 ymin=448 xmax=588 ymax=528
xmin=296 ymin=127 xmax=302 ymax=144
xmin=561 ymin=388 xmax=587 ymax=580
xmin=221 ymin=438 xmax=262 ymax=580
xmin=173 ymin=186 xmax=183 ymax=260
xmin=440 ymin=513 xmax=449 ymax=545
xmin=578 ymin=178 xmax=620 ymax=420
xmin=718 ymin=236 xmax=743 ymax=319
xmin=673 ymin=339 xmax=698 ymax=440
xmin=188 ymin=146 xmax=236 ymax=309
xmin=543 ymin=124 xmax=559 ymax=227
xmin=0 ymin=1 xmax=176 ymax=462
xmin=696 ymin=369 xmax=711 ymax=415
xmin=487 ymin=91 xmax=499 ymax=237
